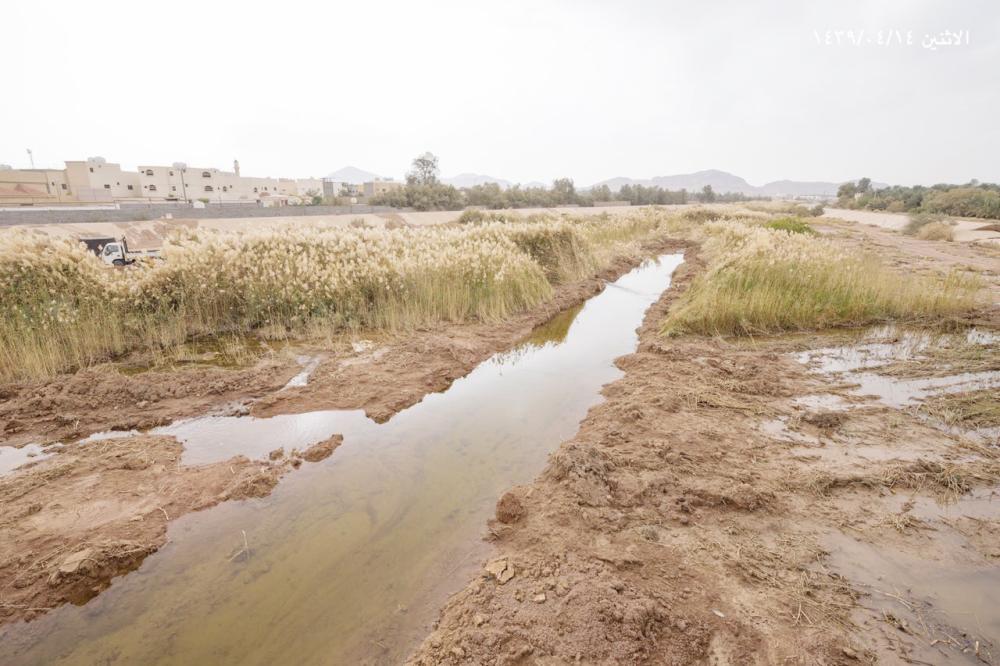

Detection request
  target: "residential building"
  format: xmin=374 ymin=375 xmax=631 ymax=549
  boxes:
xmin=0 ymin=156 xmax=324 ymax=206
xmin=363 ymin=179 xmax=403 ymax=198
xmin=64 ymin=157 xmax=141 ymax=202
xmin=0 ymin=166 xmax=73 ymax=205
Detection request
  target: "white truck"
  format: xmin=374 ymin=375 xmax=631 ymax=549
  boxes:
xmin=81 ymin=237 xmax=161 ymax=266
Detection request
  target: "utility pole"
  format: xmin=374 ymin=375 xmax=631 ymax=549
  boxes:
xmin=26 ymin=148 xmax=34 ymax=169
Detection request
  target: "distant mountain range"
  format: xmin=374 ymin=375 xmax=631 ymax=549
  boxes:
xmin=326 ymin=166 xmax=383 ymax=183
xmin=328 ymin=166 xmax=875 ymax=196
xmin=589 ymin=170 xmax=885 ymax=197
xmin=442 ymin=173 xmax=512 ymax=189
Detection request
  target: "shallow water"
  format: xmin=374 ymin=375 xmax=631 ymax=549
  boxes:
xmin=825 ymin=530 xmax=1000 ymax=663
xmin=0 ymin=254 xmax=684 ymax=665
xmin=0 ymin=442 xmax=52 ymax=476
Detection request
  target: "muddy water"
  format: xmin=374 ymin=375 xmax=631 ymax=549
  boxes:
xmin=0 ymin=254 xmax=684 ymax=665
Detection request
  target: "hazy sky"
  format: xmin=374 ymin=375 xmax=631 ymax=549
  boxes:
xmin=2 ymin=1 xmax=997 ymax=186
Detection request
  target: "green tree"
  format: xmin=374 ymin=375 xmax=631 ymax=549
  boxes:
xmin=701 ymin=185 xmax=716 ymax=203
xmin=407 ymin=152 xmax=440 ymax=186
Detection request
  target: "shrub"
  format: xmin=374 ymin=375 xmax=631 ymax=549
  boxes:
xmin=904 ymin=212 xmax=945 ymax=236
xmin=764 ymin=217 xmax=816 ymax=235
xmin=915 ymin=221 xmax=954 ymax=241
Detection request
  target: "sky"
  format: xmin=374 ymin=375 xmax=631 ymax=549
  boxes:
xmin=2 ymin=0 xmax=998 ymax=186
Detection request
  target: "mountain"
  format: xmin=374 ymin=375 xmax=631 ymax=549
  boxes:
xmin=590 ymin=170 xmax=882 ymax=197
xmin=326 ymin=166 xmax=382 ymax=184
xmin=443 ymin=173 xmax=513 ymax=189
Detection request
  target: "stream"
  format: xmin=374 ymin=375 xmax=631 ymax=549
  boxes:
xmin=0 ymin=253 xmax=684 ymax=665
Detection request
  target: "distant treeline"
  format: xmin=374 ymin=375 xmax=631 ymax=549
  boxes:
xmin=370 ymin=153 xmax=763 ymax=212
xmin=372 ymin=179 xmax=758 ymax=212
xmin=837 ymin=178 xmax=1000 ymax=219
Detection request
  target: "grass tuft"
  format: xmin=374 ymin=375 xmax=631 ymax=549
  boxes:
xmin=662 ymin=221 xmax=980 ymax=336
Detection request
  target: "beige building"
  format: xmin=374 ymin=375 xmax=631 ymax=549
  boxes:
xmin=64 ymin=158 xmax=142 ymax=202
xmin=0 ymin=166 xmax=73 ymax=205
xmin=1 ymin=156 xmax=325 ymax=206
xmin=363 ymin=179 xmax=403 ymax=198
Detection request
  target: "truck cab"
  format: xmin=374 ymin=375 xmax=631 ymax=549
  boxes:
xmin=100 ymin=242 xmax=128 ymax=266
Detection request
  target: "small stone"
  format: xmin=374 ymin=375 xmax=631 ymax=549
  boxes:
xmin=473 ymin=614 xmax=486 ymax=626
xmin=496 ymin=491 xmax=525 ymax=524
xmin=430 ymin=638 xmax=441 ymax=649
xmin=532 ymin=593 xmax=546 ymax=603
xmin=450 ymin=646 xmax=465 ymax=658
xmin=136 ymin=400 xmax=149 ymax=409
xmin=268 ymin=448 xmax=284 ymax=461
xmin=842 ymin=647 xmax=859 ymax=660
xmin=679 ymin=515 xmax=690 ymax=525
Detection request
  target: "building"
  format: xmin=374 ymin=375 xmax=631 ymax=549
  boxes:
xmin=64 ymin=158 xmax=141 ymax=202
xmin=0 ymin=166 xmax=73 ymax=205
xmin=363 ymin=179 xmax=403 ymax=198
xmin=0 ymin=156 xmax=324 ymax=206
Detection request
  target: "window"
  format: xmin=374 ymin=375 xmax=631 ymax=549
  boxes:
xmin=127 ymin=184 xmax=134 ymax=190
xmin=144 ymin=169 xmax=154 ymax=176
xmin=89 ymin=167 xmax=94 ymax=173
xmin=253 ymin=187 xmax=258 ymax=193
xmin=222 ymin=186 xmax=228 ymax=192
xmin=202 ymin=171 xmax=211 ymax=178
xmin=61 ymin=184 xmax=67 ymax=190
xmin=204 ymin=185 xmax=214 ymax=192
xmin=169 ymin=171 xmax=174 ymax=176
xmin=104 ymin=184 xmax=111 ymax=189
xmin=171 ymin=186 xmax=176 ymax=191
xmin=148 ymin=184 xmax=157 ymax=192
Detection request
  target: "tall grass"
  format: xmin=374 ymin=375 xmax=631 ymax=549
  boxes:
xmin=662 ymin=221 xmax=980 ymax=336
xmin=0 ymin=214 xmax=666 ymax=382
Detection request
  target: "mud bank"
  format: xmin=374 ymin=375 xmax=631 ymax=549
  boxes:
xmin=408 ymin=233 xmax=1000 ymax=664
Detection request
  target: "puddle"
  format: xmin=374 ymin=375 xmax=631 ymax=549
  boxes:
xmin=824 ymin=532 xmax=1000 ymax=663
xmin=793 ymin=394 xmax=852 ymax=411
xmin=760 ymin=417 xmax=815 ymax=444
xmin=0 ymin=443 xmax=53 ymax=477
xmin=796 ymin=328 xmax=1000 ymax=417
xmin=281 ymin=355 xmax=322 ymax=389
xmin=0 ymin=253 xmax=685 ymax=665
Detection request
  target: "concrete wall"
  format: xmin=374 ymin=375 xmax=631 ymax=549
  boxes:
xmin=0 ymin=203 xmax=400 ymax=226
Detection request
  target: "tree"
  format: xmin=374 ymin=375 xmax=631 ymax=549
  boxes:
xmin=837 ymin=182 xmax=857 ymax=199
xmin=407 ymin=152 xmax=440 ymax=186
xmin=856 ymin=177 xmax=872 ymax=194
xmin=701 ymin=184 xmax=716 ymax=203
xmin=551 ymin=178 xmax=577 ymax=204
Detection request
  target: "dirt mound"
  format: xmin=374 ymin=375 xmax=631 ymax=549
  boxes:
xmin=297 ymin=435 xmax=343 ymax=463
xmin=495 ymin=491 xmax=525 ymax=524
xmin=0 ymin=435 xmax=291 ymax=625
xmin=0 ymin=358 xmax=298 ymax=448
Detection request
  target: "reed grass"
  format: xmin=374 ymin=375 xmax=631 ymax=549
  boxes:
xmin=662 ymin=221 xmax=981 ymax=336
xmin=0 ymin=214 xmax=665 ymax=382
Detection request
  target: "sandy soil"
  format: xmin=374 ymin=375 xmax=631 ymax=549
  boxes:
xmin=824 ymin=207 xmax=1000 ymax=245
xmin=0 ymin=238 xmax=683 ymax=627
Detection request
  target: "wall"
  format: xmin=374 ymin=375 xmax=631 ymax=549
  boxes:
xmin=0 ymin=203 xmax=399 ymax=226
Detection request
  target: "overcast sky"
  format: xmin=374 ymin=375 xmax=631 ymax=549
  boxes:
xmin=2 ymin=1 xmax=997 ymax=186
